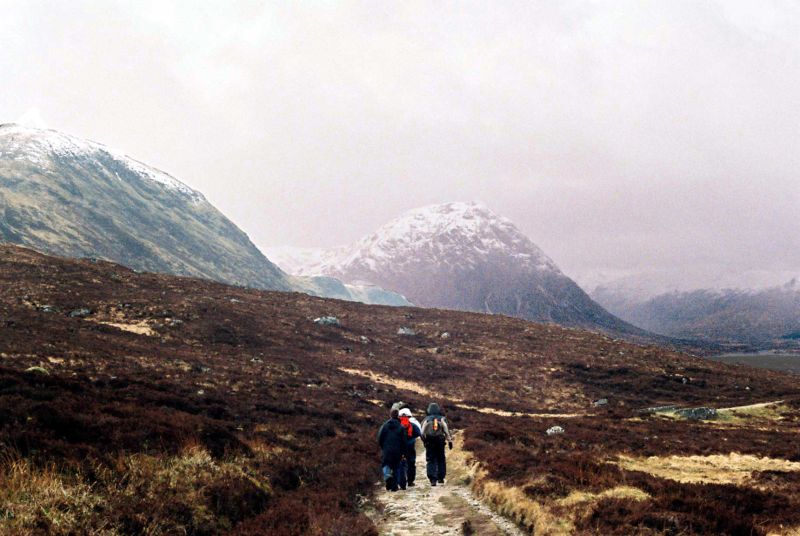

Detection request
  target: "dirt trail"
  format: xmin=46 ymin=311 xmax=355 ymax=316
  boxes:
xmin=341 ymin=367 xmax=586 ymax=419
xmin=370 ymin=435 xmax=525 ymax=536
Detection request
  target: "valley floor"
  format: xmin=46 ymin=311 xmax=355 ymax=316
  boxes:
xmin=708 ymin=351 xmax=800 ymax=375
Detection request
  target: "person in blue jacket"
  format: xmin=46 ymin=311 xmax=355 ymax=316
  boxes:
xmin=396 ymin=407 xmax=421 ymax=489
xmin=377 ymin=407 xmax=407 ymax=491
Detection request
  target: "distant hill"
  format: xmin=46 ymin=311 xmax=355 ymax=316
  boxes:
xmin=593 ymin=279 xmax=800 ymax=350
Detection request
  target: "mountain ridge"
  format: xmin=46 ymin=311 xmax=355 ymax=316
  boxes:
xmin=594 ymin=281 xmax=800 ymax=350
xmin=0 ymin=122 xmax=293 ymax=290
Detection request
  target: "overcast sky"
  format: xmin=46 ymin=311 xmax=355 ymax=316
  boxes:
xmin=2 ymin=1 xmax=799 ymax=288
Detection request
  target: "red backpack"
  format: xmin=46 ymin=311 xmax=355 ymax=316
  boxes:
xmin=399 ymin=416 xmax=413 ymax=437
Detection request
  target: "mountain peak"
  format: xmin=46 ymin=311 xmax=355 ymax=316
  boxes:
xmin=266 ymin=202 xmax=651 ymax=338
xmin=344 ymin=201 xmax=560 ymax=276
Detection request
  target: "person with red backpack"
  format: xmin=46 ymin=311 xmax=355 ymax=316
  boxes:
xmin=420 ymin=402 xmax=453 ymax=486
xmin=397 ymin=407 xmax=421 ymax=489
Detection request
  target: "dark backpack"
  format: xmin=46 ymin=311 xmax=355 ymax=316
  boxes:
xmin=422 ymin=415 xmax=445 ymax=441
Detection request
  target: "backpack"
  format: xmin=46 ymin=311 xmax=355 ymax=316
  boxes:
xmin=399 ymin=416 xmax=413 ymax=437
xmin=422 ymin=415 xmax=445 ymax=441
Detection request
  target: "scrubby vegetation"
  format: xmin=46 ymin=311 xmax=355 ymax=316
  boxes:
xmin=1 ymin=244 xmax=799 ymax=534
xmin=463 ymin=404 xmax=800 ymax=534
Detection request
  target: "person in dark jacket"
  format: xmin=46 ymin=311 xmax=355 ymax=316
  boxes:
xmin=420 ymin=402 xmax=453 ymax=486
xmin=377 ymin=408 xmax=408 ymax=491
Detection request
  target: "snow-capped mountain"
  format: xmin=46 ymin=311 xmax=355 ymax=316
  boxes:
xmin=0 ymin=122 xmax=291 ymax=290
xmin=270 ymin=202 xmax=648 ymax=335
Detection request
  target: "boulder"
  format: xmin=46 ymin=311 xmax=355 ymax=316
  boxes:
xmin=546 ymin=425 xmax=565 ymax=436
xmin=675 ymin=407 xmax=717 ymax=420
xmin=313 ymin=316 xmax=340 ymax=327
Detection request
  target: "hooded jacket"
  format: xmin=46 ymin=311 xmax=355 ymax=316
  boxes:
xmin=421 ymin=403 xmax=452 ymax=442
xmin=377 ymin=417 xmax=408 ymax=459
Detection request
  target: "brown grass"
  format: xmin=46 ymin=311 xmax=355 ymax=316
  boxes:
xmin=0 ymin=445 xmax=272 ymax=535
xmin=615 ymin=453 xmax=800 ymax=486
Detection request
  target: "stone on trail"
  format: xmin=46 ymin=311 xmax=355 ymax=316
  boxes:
xmin=675 ymin=407 xmax=717 ymax=420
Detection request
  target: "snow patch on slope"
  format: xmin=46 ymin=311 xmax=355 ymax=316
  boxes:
xmin=0 ymin=123 xmax=203 ymax=200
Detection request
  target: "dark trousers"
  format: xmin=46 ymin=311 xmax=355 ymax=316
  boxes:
xmin=397 ymin=445 xmax=416 ymax=488
xmin=397 ymin=458 xmax=408 ymax=489
xmin=425 ymin=439 xmax=446 ymax=482
xmin=405 ymin=445 xmax=417 ymax=485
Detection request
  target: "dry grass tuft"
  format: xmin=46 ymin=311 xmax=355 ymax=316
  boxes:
xmin=0 ymin=452 xmax=105 ymax=535
xmin=449 ymin=435 xmax=571 ymax=535
xmin=556 ymin=486 xmax=650 ymax=507
xmin=91 ymin=320 xmax=156 ymax=336
xmin=615 ymin=452 xmax=800 ymax=486
xmin=0 ymin=445 xmax=271 ymax=535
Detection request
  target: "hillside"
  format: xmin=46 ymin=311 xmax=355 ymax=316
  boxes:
xmin=0 ymin=123 xmax=415 ymax=308
xmin=594 ymin=281 xmax=800 ymax=351
xmin=268 ymin=202 xmax=652 ymax=339
xmin=0 ymin=123 xmax=291 ymax=290
xmin=2 ymin=244 xmax=800 ymax=535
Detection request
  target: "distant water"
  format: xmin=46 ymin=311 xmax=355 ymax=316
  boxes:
xmin=708 ymin=351 xmax=800 ymax=374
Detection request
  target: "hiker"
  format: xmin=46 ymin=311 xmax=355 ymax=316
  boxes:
xmin=377 ymin=407 xmax=408 ymax=491
xmin=421 ymin=402 xmax=453 ymax=486
xmin=397 ymin=407 xmax=421 ymax=489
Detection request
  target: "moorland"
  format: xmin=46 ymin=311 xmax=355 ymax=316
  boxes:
xmin=2 ymin=244 xmax=799 ymax=535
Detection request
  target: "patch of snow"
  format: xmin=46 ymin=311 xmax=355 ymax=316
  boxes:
xmin=0 ymin=123 xmax=203 ymax=201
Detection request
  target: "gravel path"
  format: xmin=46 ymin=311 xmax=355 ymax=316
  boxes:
xmin=371 ymin=436 xmax=526 ymax=536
